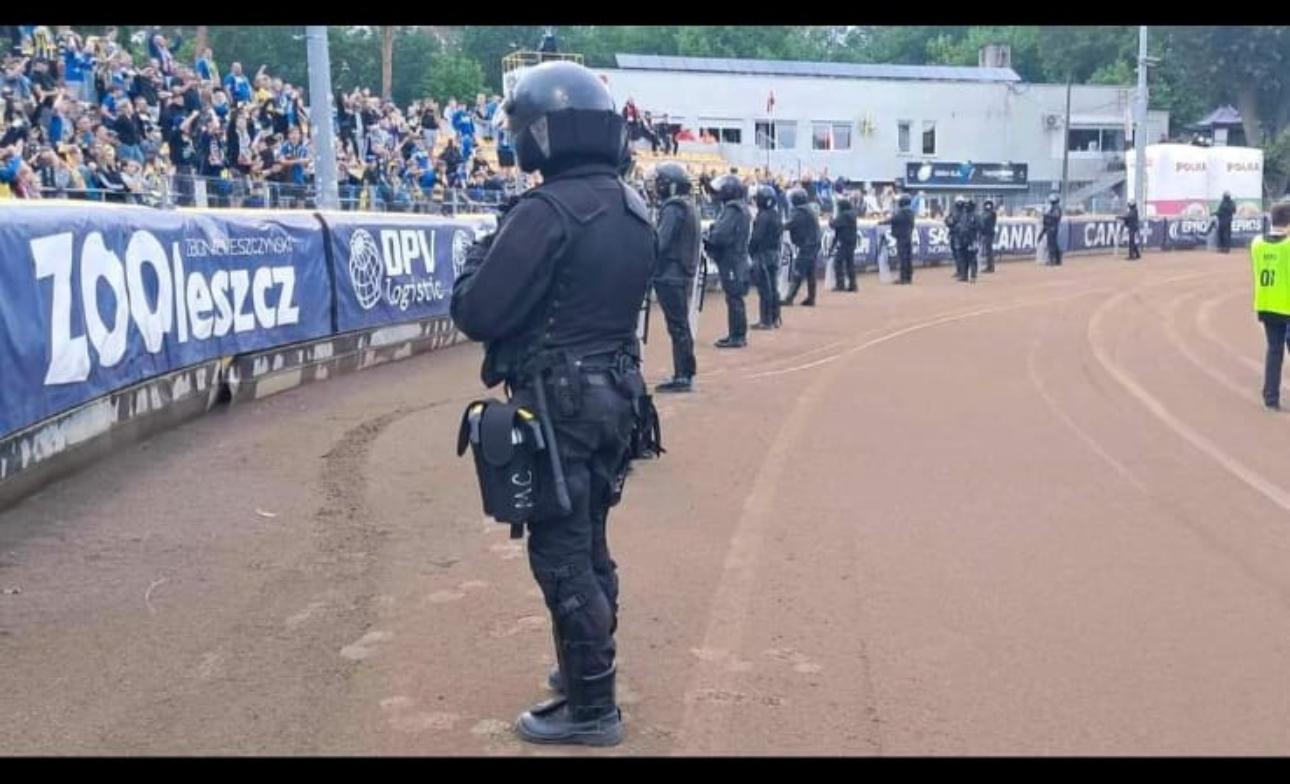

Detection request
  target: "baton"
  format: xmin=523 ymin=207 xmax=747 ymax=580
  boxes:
xmin=530 ymin=375 xmax=572 ymax=516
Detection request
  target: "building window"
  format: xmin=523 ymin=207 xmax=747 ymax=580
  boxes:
xmin=699 ymin=121 xmax=742 ymax=145
xmin=812 ymin=122 xmax=852 ymax=151
xmin=1068 ymin=127 xmax=1127 ymax=153
xmin=755 ymin=120 xmax=798 ymax=151
xmin=898 ymin=120 xmax=911 ymax=153
xmin=921 ymin=121 xmax=936 ymax=155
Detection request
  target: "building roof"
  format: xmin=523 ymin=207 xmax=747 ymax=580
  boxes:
xmin=1192 ymin=104 xmax=1243 ymax=128
xmin=613 ymin=53 xmax=1022 ymax=84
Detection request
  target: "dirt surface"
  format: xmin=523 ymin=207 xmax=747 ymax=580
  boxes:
xmin=4 ymin=250 xmax=1290 ymax=756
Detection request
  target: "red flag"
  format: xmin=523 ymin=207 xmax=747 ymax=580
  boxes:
xmin=767 ymin=90 xmax=775 ymax=114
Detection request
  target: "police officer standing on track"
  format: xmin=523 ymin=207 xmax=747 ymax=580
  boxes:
xmin=1037 ymin=194 xmax=1063 ymax=266
xmin=959 ymin=199 xmax=982 ymax=282
xmin=449 ymin=61 xmax=654 ymax=747
xmin=782 ymin=187 xmax=822 ymax=306
xmin=749 ymin=184 xmax=784 ymax=329
xmin=1120 ymin=199 xmax=1142 ymax=260
xmin=879 ymin=193 xmax=916 ymax=284
xmin=650 ymin=162 xmax=701 ymax=393
xmin=1250 ymin=201 xmax=1290 ymax=410
xmin=1216 ymin=190 xmax=1236 ymax=254
xmin=946 ymin=196 xmax=966 ymax=277
xmin=830 ymin=197 xmax=859 ymax=292
xmin=703 ymin=174 xmax=752 ymax=348
xmin=980 ymin=199 xmax=998 ymax=273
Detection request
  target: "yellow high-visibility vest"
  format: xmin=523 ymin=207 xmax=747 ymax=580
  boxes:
xmin=1252 ymin=234 xmax=1290 ymax=315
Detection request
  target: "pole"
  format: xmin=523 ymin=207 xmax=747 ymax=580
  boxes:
xmin=306 ymin=25 xmax=339 ymax=211
xmin=1134 ymin=25 xmax=1149 ymax=213
xmin=1060 ymin=76 xmax=1072 ymax=206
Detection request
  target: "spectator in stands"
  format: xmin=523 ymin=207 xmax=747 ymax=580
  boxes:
xmin=222 ymin=62 xmax=251 ymax=106
xmin=148 ymin=31 xmax=181 ymax=83
xmin=113 ymin=97 xmax=145 ymax=163
xmin=195 ymin=47 xmax=218 ymax=86
xmin=439 ymin=136 xmax=463 ymax=186
xmin=92 ymin=143 xmax=128 ymax=203
xmin=276 ymin=124 xmax=310 ymax=207
xmin=61 ymin=33 xmax=93 ymax=103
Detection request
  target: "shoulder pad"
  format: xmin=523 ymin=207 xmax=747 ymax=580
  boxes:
xmin=622 ymin=182 xmax=651 ymax=224
xmin=533 ymin=179 xmax=607 ymax=225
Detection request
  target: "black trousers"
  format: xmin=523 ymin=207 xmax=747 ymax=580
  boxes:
xmin=953 ymin=242 xmax=967 ymax=279
xmin=1261 ymin=314 xmax=1290 ymax=406
xmin=833 ymin=242 xmax=856 ymax=290
xmin=1127 ymin=231 xmax=1140 ymax=259
xmin=982 ymin=237 xmax=995 ymax=270
xmin=753 ymin=253 xmax=780 ymax=326
xmin=654 ymin=279 xmax=695 ymax=379
xmin=1218 ymin=221 xmax=1232 ymax=253
xmin=784 ymin=253 xmax=817 ymax=303
xmin=1047 ymin=234 xmax=1063 ymax=265
xmin=717 ymin=262 xmax=749 ymax=339
xmin=897 ymin=237 xmax=913 ymax=282
xmin=965 ymin=247 xmax=978 ymax=280
xmin=510 ymin=373 xmax=638 ymax=696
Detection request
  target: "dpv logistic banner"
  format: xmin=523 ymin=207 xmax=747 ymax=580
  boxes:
xmin=0 ymin=204 xmax=330 ymax=438
xmin=323 ymin=212 xmax=478 ymax=333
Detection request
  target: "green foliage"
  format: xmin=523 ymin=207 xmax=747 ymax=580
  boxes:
xmin=419 ymin=53 xmax=485 ymax=105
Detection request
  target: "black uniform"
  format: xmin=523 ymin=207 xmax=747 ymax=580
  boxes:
xmin=1216 ymin=194 xmax=1236 ymax=253
xmin=1121 ymin=204 xmax=1141 ymax=260
xmin=980 ymin=205 xmax=998 ymax=272
xmin=830 ymin=202 xmax=859 ymax=292
xmin=749 ymin=202 xmax=784 ymax=328
xmin=946 ymin=203 xmax=965 ymax=277
xmin=783 ymin=203 xmax=822 ymax=305
xmin=654 ymin=195 xmax=701 ymax=382
xmin=451 ymin=61 xmax=652 ymax=748
xmin=958 ymin=204 xmax=982 ymax=282
xmin=883 ymin=204 xmax=915 ymax=284
xmin=1039 ymin=202 xmax=1063 ymax=265
xmin=705 ymin=198 xmax=752 ymax=343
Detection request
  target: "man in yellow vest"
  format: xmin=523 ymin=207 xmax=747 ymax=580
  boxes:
xmin=1252 ymin=201 xmax=1290 ymax=410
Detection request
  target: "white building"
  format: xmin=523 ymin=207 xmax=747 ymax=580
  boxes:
xmin=593 ymin=51 xmax=1170 ymax=207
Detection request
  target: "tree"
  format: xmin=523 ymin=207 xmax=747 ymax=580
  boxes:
xmin=420 ymin=53 xmax=485 ymax=104
xmin=381 ymin=26 xmax=394 ymax=100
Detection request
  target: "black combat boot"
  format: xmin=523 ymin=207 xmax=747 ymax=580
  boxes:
xmin=655 ymin=376 xmax=693 ymax=393
xmin=518 ymin=644 xmax=622 ymax=747
xmin=714 ymin=336 xmax=746 ymax=348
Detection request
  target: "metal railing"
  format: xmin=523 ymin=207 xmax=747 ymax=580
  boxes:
xmin=29 ymin=174 xmax=518 ymax=215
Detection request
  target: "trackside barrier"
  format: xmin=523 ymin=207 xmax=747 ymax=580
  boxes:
xmin=0 ymin=200 xmax=492 ymax=506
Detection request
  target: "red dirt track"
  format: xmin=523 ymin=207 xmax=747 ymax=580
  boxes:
xmin=3 ymin=251 xmax=1290 ymax=756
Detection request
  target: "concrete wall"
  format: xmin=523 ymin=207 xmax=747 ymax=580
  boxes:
xmin=596 ymin=67 xmax=1168 ymax=187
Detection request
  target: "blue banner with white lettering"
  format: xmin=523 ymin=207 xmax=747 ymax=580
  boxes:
xmin=322 ymin=212 xmax=478 ymax=334
xmin=0 ymin=204 xmax=329 ymax=438
xmin=1066 ymin=217 xmax=1166 ymax=252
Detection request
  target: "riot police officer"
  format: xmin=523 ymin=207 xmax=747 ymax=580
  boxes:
xmin=879 ymin=193 xmax=916 ymax=284
xmin=651 ymin=162 xmax=701 ymax=392
xmin=960 ymin=200 xmax=982 ymax=283
xmin=749 ymin=184 xmax=784 ymax=329
xmin=830 ymin=197 xmax=859 ymax=292
xmin=1037 ymin=194 xmax=1063 ymax=265
xmin=450 ymin=61 xmax=654 ymax=747
xmin=1121 ymin=199 xmax=1141 ymax=260
xmin=1216 ymin=190 xmax=1236 ymax=254
xmin=703 ymin=174 xmax=752 ymax=348
xmin=946 ymin=196 xmax=966 ymax=277
xmin=782 ymin=187 xmax=822 ymax=306
xmin=980 ymin=199 xmax=998 ymax=273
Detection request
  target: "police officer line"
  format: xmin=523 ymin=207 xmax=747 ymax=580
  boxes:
xmin=689 ymin=212 xmax=1271 ymax=290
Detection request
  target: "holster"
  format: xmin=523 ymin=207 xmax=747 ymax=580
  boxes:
xmin=456 ymin=399 xmax=548 ymax=538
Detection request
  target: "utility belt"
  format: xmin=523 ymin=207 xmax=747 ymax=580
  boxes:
xmin=457 ymin=344 xmax=663 ymax=538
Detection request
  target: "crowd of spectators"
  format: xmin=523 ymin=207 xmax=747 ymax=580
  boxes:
xmin=0 ymin=25 xmax=517 ymax=212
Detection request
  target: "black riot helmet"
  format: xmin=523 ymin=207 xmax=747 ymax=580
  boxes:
xmin=983 ymin=199 xmax=994 ymax=210
xmin=954 ymin=196 xmax=967 ymax=208
xmin=836 ymin=197 xmax=853 ymax=212
xmin=502 ymin=61 xmax=627 ymax=175
xmin=897 ymin=193 xmax=911 ymax=207
xmin=1048 ymin=193 xmax=1060 ymax=204
xmin=754 ymin=184 xmax=776 ymax=209
xmin=789 ymin=187 xmax=809 ymax=207
xmin=711 ymin=173 xmax=744 ymax=203
xmin=652 ymin=162 xmax=692 ymax=200
xmin=965 ymin=200 xmax=976 ymax=212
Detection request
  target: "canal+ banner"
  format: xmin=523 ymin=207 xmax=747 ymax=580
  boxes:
xmin=0 ymin=203 xmax=330 ymax=437
xmin=322 ymin=212 xmax=479 ymax=333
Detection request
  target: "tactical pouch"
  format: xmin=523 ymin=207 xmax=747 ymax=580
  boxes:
xmin=457 ymin=399 xmax=548 ymax=536
xmin=628 ymin=392 xmax=665 ymax=462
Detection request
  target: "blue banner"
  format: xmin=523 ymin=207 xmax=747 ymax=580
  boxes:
xmin=322 ymin=212 xmax=477 ymax=334
xmin=1066 ymin=217 xmax=1166 ymax=253
xmin=1164 ymin=215 xmax=1264 ymax=250
xmin=0 ymin=204 xmax=330 ymax=438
